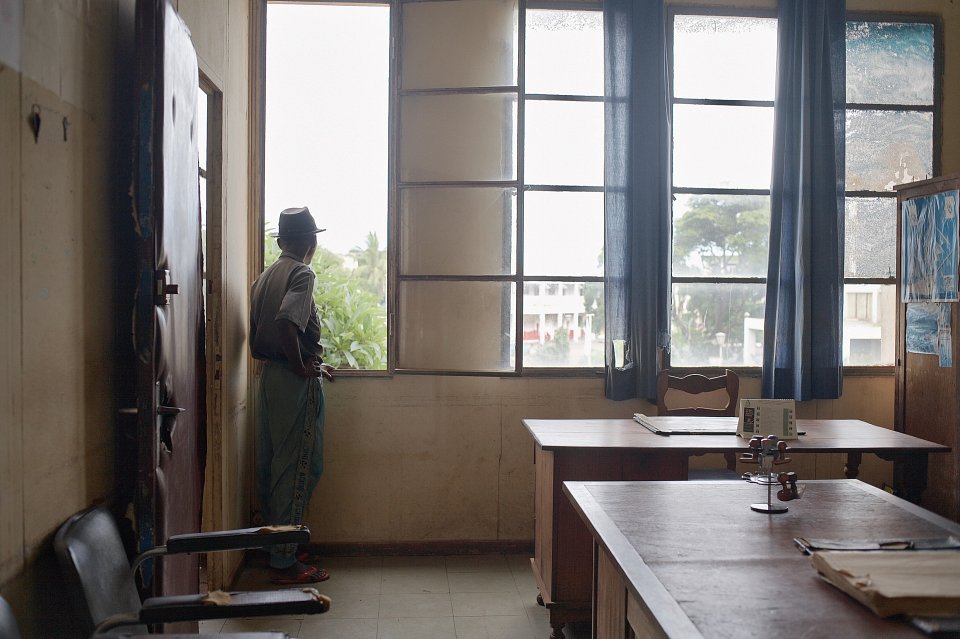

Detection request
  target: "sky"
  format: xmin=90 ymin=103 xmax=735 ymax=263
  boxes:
xmin=265 ymin=4 xmax=390 ymax=256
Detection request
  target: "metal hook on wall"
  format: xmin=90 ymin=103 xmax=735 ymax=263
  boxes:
xmin=28 ymin=104 xmax=41 ymax=143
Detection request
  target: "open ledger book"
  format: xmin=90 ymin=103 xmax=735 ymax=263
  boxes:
xmin=633 ymin=414 xmax=737 ymax=435
xmin=811 ymin=550 xmax=960 ymax=618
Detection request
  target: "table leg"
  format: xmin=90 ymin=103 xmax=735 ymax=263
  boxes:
xmin=549 ymin=621 xmax=566 ymax=639
xmin=844 ymin=452 xmax=862 ymax=479
xmin=889 ymin=453 xmax=929 ymax=504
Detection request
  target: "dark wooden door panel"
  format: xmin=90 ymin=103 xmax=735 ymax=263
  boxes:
xmin=132 ymin=0 xmax=205 ymax=613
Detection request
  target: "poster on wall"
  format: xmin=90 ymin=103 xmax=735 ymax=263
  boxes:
xmin=906 ymin=302 xmax=953 ymax=367
xmin=902 ymin=190 xmax=959 ymax=302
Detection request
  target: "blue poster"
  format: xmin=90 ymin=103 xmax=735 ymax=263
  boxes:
xmin=906 ymin=303 xmax=938 ymax=354
xmin=906 ymin=302 xmax=953 ymax=367
xmin=902 ymin=190 xmax=959 ymax=302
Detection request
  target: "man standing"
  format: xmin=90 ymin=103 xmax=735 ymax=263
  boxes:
xmin=250 ymin=206 xmax=335 ymax=584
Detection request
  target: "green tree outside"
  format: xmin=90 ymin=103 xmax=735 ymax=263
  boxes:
xmin=670 ymin=195 xmax=769 ymax=364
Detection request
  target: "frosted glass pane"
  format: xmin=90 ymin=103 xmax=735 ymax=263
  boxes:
xmin=398 ymin=281 xmax=515 ymax=371
xmin=842 ymin=284 xmax=896 ymax=365
xmin=847 ymin=22 xmax=934 ymax=105
xmin=526 ymin=9 xmax=603 ymax=95
xmin=846 ymin=109 xmax=932 ymax=191
xmin=401 ymin=0 xmax=518 ymax=89
xmin=671 ymin=283 xmax=766 ymax=366
xmin=400 ymin=93 xmax=517 ymax=182
xmin=673 ymin=15 xmax=777 ymax=101
xmin=525 ymin=100 xmax=603 ymax=186
xmin=672 ymin=194 xmax=769 ymax=278
xmin=673 ymin=105 xmax=774 ymax=189
xmin=400 ymin=188 xmax=516 ymax=276
xmin=523 ymin=281 xmax=604 ymax=367
xmin=524 ymin=191 xmax=603 ymax=276
xmin=845 ymin=198 xmax=896 ymax=278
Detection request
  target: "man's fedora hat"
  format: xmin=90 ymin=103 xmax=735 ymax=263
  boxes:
xmin=273 ymin=206 xmax=326 ymax=237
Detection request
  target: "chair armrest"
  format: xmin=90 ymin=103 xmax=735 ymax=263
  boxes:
xmin=165 ymin=525 xmax=310 ymax=554
xmin=139 ymin=589 xmax=331 ymax=624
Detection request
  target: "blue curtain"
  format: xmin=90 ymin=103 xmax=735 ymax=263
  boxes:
xmin=763 ymin=0 xmax=846 ymax=400
xmin=603 ymin=0 xmax=671 ymax=401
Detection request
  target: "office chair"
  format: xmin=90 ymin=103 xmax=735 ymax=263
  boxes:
xmin=54 ymin=507 xmax=330 ymax=636
xmin=657 ymin=368 xmax=740 ymax=477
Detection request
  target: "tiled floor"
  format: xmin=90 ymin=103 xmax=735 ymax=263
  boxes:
xmin=199 ymin=554 xmax=590 ymax=639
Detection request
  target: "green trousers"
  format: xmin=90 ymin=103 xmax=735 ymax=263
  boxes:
xmin=255 ymin=361 xmax=325 ymax=569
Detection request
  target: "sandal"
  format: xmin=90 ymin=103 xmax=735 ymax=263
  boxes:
xmin=269 ymin=561 xmax=330 ymax=585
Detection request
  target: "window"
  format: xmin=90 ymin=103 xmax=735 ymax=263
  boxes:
xmin=395 ymin=0 xmax=603 ymax=373
xmin=523 ymin=7 xmax=604 ymax=369
xmin=669 ymin=12 xmax=939 ymax=369
xmin=669 ymin=12 xmax=778 ymax=367
xmin=265 ymin=3 xmax=389 ymax=371
xmin=844 ymin=17 xmax=938 ymax=366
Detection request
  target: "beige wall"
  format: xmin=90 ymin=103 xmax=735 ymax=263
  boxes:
xmin=306 ymin=375 xmax=897 ymax=544
xmin=0 ymin=0 xmax=252 ymax=633
xmin=0 ymin=1 xmax=122 ymax=634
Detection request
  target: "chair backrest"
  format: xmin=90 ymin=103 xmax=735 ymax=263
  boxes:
xmin=53 ymin=507 xmax=147 ymax=636
xmin=656 ymin=369 xmax=739 ymax=417
xmin=0 ymin=596 xmax=22 ymax=639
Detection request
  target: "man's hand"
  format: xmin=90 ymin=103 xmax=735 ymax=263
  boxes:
xmin=293 ymin=357 xmax=324 ymax=378
xmin=319 ymin=363 xmax=336 ymax=382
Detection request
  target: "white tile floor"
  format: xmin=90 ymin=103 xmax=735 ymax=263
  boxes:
xmin=199 ymin=554 xmax=590 ymax=639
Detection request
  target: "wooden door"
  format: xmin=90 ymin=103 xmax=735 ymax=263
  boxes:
xmin=131 ymin=0 xmax=206 ymax=603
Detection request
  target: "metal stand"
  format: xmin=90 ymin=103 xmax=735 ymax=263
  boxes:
xmin=751 ymin=477 xmax=788 ymax=514
xmin=742 ymin=435 xmax=791 ymax=514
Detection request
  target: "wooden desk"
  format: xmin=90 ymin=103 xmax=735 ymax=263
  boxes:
xmin=564 ymin=480 xmax=960 ymax=638
xmin=523 ymin=418 xmax=950 ymax=638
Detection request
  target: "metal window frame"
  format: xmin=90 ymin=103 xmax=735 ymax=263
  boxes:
xmin=840 ymin=13 xmax=942 ymax=373
xmin=665 ymin=7 xmax=777 ymax=370
xmin=263 ymin=0 xmax=394 ymax=377
xmin=666 ymin=8 xmax=941 ymax=374
xmin=391 ymin=0 xmax=606 ymax=376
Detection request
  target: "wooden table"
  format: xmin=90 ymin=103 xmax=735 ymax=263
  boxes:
xmin=564 ymin=480 xmax=960 ymax=638
xmin=523 ymin=418 xmax=950 ymax=638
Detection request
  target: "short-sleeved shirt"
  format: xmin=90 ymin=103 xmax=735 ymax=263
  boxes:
xmin=249 ymin=251 xmax=323 ymax=362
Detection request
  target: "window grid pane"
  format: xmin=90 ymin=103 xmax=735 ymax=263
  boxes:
xmin=843 ymin=18 xmax=936 ymax=366
xmin=520 ymin=6 xmax=604 ymax=369
xmin=670 ymin=10 xmax=776 ymax=368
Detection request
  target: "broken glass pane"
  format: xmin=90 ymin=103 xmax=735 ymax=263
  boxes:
xmin=846 ymin=109 xmax=932 ymax=191
xmin=844 ymin=197 xmax=896 ymax=278
xmin=846 ymin=21 xmax=934 ymax=106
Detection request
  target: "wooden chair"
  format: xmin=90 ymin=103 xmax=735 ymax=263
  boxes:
xmin=657 ymin=369 xmax=740 ymax=475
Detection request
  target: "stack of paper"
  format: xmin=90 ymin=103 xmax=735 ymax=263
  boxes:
xmin=811 ymin=550 xmax=960 ymax=618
